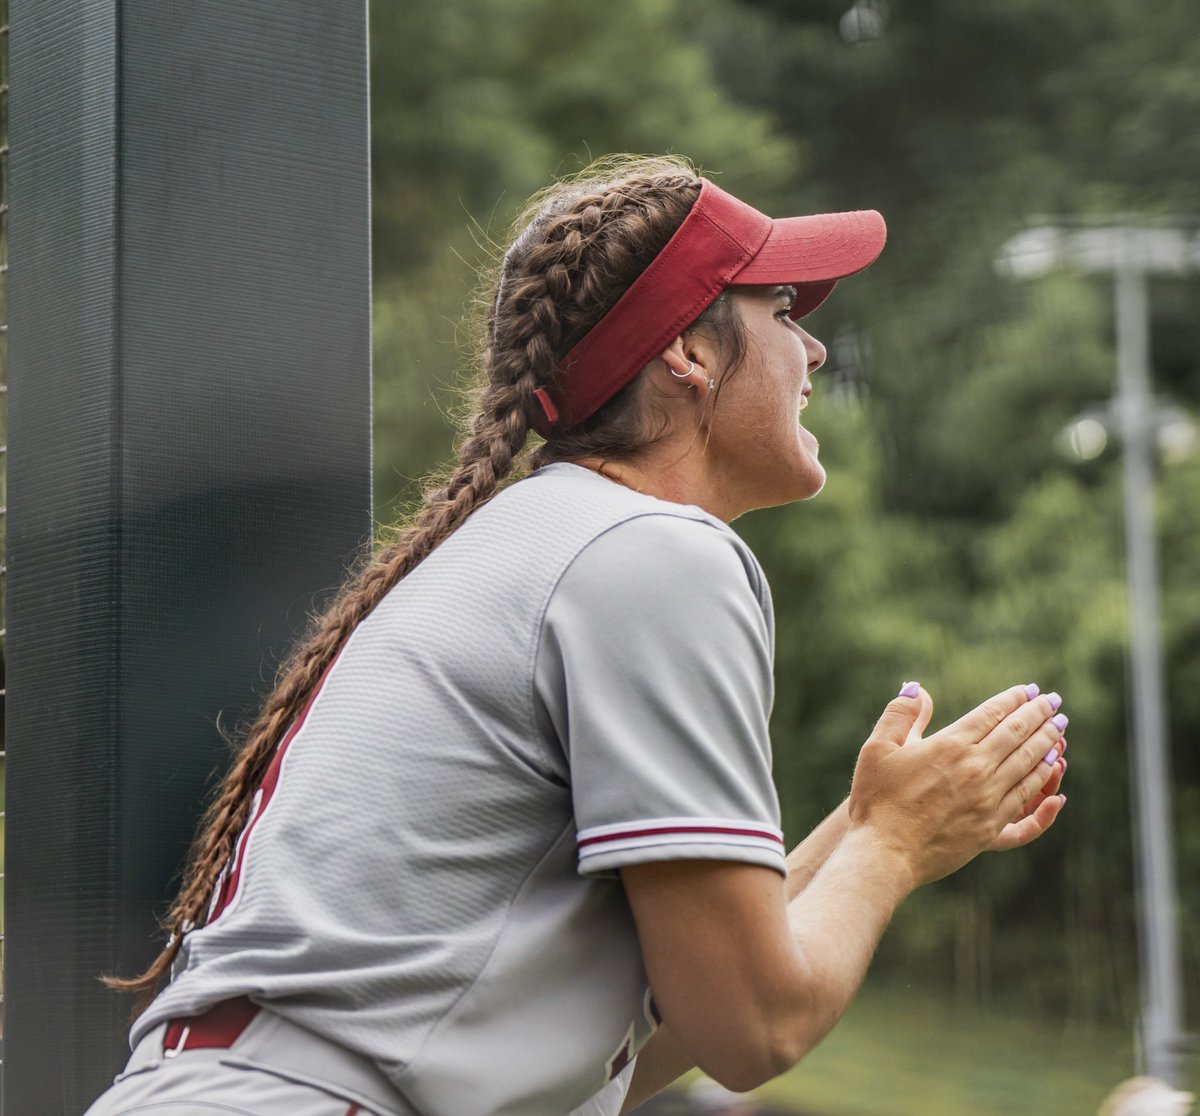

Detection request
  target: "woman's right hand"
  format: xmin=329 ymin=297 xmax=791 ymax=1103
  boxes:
xmin=847 ymin=683 xmax=1066 ymax=889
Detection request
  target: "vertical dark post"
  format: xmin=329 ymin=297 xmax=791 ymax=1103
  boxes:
xmin=3 ymin=3 xmax=371 ymax=1112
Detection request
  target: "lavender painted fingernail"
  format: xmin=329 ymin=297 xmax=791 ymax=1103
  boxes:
xmin=1043 ymin=747 xmax=1059 ymax=765
xmin=1046 ymin=691 xmax=1063 ymax=712
xmin=1059 ymin=756 xmax=1068 ymax=772
xmin=898 ymin=681 xmax=920 ymax=699
xmin=1023 ymin=682 xmax=1040 ymax=700
xmin=1052 ymin=713 xmax=1069 ymax=733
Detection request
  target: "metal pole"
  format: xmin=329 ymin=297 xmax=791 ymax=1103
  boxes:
xmin=1113 ymin=240 xmax=1185 ymax=1085
xmin=5 ymin=2 xmax=371 ymax=1110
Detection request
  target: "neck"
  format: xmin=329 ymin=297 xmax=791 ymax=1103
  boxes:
xmin=575 ymin=442 xmax=739 ymax=522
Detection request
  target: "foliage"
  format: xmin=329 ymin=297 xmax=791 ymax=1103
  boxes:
xmin=367 ymin=0 xmax=1200 ymax=1034
xmin=698 ymin=0 xmax=1200 ymax=1029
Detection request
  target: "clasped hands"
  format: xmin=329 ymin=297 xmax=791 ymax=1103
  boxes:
xmin=848 ymin=681 xmax=1069 ymax=889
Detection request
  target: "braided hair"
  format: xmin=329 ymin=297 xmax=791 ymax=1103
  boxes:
xmin=108 ymin=154 xmax=746 ymax=1014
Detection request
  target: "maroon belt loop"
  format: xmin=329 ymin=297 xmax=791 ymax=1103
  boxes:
xmin=163 ymin=995 xmax=261 ymax=1057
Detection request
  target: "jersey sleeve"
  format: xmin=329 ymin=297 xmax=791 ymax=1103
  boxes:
xmin=535 ymin=512 xmax=785 ymax=878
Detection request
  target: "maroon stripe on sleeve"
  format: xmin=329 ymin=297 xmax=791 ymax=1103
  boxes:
xmin=577 ymin=824 xmax=784 ymax=849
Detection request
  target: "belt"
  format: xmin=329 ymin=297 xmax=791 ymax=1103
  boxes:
xmin=145 ymin=997 xmax=418 ymax=1115
xmin=163 ymin=995 xmax=261 ymax=1056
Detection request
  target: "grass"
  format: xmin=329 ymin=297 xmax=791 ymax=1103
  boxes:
xmin=685 ymin=981 xmax=1197 ymax=1116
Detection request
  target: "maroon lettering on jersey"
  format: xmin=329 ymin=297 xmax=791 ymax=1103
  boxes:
xmin=205 ymin=654 xmax=343 ymax=925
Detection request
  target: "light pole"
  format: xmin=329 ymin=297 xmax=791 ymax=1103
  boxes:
xmin=998 ymin=220 xmax=1198 ymax=1085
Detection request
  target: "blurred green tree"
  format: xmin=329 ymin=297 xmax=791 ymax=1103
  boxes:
xmin=366 ymin=0 xmax=1200 ymax=1033
xmin=706 ymin=0 xmax=1200 ymax=1024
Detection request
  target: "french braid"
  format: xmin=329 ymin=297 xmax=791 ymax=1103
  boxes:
xmin=109 ymin=154 xmax=744 ymax=1014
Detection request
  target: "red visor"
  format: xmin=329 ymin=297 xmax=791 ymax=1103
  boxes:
xmin=534 ymin=178 xmax=886 ymax=434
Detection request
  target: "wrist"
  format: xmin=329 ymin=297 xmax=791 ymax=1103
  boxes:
xmin=783 ymin=798 xmax=854 ymax=901
xmin=836 ymin=823 xmax=919 ymax=905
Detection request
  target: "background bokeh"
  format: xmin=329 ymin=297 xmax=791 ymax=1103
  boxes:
xmin=367 ymin=2 xmax=1200 ymax=1111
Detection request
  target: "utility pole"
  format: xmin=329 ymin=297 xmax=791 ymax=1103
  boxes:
xmin=998 ymin=221 xmax=1197 ymax=1084
xmin=1112 ymin=240 xmax=1183 ymax=1086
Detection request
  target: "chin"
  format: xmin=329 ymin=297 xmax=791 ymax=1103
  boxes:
xmin=794 ymin=469 xmax=827 ymax=501
xmin=800 ymin=470 xmax=827 ymax=499
xmin=790 ymin=446 xmax=827 ymax=501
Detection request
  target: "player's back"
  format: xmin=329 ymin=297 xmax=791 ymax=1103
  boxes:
xmin=132 ymin=462 xmax=749 ymax=1116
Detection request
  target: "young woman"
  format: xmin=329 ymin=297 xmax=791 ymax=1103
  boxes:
xmin=88 ymin=156 xmax=1067 ymax=1116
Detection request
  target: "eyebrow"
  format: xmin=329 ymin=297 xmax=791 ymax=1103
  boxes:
xmin=775 ymin=284 xmax=798 ymax=302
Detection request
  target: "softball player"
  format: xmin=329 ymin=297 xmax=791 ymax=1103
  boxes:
xmin=86 ymin=156 xmax=1067 ymax=1116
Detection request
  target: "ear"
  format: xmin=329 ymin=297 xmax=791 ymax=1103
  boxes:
xmin=659 ymin=335 xmax=714 ymax=395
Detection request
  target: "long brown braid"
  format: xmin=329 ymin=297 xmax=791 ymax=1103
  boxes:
xmin=108 ymin=155 xmax=746 ymax=1015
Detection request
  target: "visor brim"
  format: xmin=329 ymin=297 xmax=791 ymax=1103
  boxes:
xmin=732 ymin=209 xmax=886 ymax=319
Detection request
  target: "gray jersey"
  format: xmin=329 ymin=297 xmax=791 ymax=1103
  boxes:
xmin=133 ymin=463 xmax=785 ymax=1116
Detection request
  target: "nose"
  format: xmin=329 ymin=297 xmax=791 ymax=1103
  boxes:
xmin=799 ymin=327 xmax=826 ymax=373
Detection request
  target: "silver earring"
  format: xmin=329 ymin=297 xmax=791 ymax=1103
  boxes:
xmin=669 ymin=360 xmax=696 ymax=380
xmin=706 ymin=377 xmax=715 ymax=392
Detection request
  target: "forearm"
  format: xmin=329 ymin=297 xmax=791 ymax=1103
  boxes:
xmin=624 ymin=800 xmax=854 ymax=1109
xmin=781 ymin=825 xmax=914 ymax=1051
xmin=783 ymin=798 xmax=850 ymax=901
xmin=622 ymin=830 xmax=916 ymax=1094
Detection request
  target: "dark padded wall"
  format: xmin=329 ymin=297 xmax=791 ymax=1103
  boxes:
xmin=4 ymin=3 xmax=371 ymax=1111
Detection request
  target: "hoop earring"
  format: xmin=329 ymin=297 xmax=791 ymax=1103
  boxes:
xmin=668 ymin=360 xmax=715 ymax=394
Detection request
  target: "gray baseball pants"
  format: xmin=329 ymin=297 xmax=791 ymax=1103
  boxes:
xmin=82 ymin=1009 xmax=417 ymax=1116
